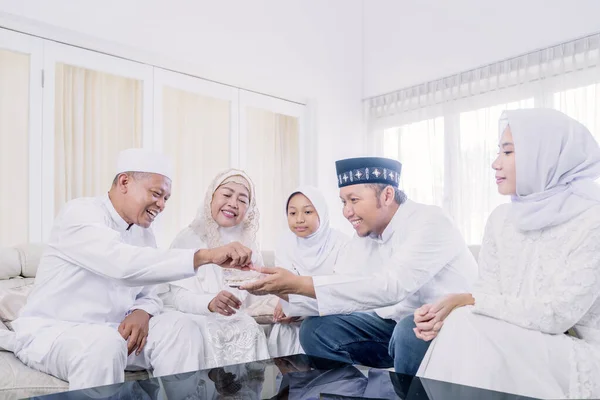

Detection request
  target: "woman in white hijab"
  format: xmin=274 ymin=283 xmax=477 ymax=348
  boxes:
xmin=160 ymin=169 xmax=270 ymax=368
xmin=268 ymin=186 xmax=349 ymax=357
xmin=413 ymin=109 xmax=600 ymax=399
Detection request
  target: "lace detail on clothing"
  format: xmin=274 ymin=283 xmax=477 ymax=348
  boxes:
xmin=570 ymin=337 xmax=600 ymax=399
xmin=473 ymin=205 xmax=600 ymax=399
xmin=202 ymin=313 xmax=268 ymax=369
xmin=474 ymin=205 xmax=600 ymax=334
xmin=472 ymin=205 xmax=505 ymax=295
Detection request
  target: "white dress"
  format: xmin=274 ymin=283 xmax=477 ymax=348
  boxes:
xmin=418 ymin=204 xmax=600 ymax=399
xmin=159 ymin=227 xmax=270 ymax=369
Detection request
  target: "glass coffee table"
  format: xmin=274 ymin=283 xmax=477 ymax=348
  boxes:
xmin=27 ymin=354 xmax=540 ymax=399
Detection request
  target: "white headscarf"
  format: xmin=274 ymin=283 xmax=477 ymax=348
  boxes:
xmin=501 ymin=108 xmax=600 ymax=231
xmin=275 ymin=186 xmax=348 ymax=275
xmin=189 ymin=168 xmax=260 ymax=249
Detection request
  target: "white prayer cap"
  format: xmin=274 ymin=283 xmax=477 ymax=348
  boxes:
xmin=115 ymin=148 xmax=174 ymax=181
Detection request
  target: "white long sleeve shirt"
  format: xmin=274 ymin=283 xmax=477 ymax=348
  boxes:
xmin=12 ymin=194 xmax=196 ymax=361
xmin=286 ymin=200 xmax=478 ymax=321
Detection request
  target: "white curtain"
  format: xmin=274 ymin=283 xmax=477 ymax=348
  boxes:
xmin=0 ymin=49 xmax=29 ymax=247
xmin=383 ymin=117 xmax=444 ymax=208
xmin=369 ymin=33 xmax=600 ymax=244
xmin=54 ymin=63 xmax=142 ymax=215
xmin=157 ymin=87 xmax=231 ymax=248
xmin=245 ymin=108 xmax=299 ymax=251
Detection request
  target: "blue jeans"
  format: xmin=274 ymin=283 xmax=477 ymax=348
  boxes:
xmin=299 ymin=312 xmax=430 ymax=375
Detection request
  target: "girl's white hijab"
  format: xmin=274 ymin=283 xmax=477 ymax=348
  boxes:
xmin=190 ymin=168 xmax=260 ymax=248
xmin=501 ymin=108 xmax=600 ymax=231
xmin=276 ymin=185 xmax=345 ymax=274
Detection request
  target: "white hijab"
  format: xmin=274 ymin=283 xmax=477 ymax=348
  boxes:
xmin=501 ymin=108 xmax=600 ymax=231
xmin=170 ymin=169 xmax=262 ymax=293
xmin=189 ymin=169 xmax=260 ymax=249
xmin=275 ymin=186 xmax=348 ymax=275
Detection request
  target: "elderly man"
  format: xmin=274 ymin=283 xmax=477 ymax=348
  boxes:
xmin=242 ymin=157 xmax=477 ymax=375
xmin=12 ymin=148 xmax=253 ymax=390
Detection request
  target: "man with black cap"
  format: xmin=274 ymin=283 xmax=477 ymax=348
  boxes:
xmin=10 ymin=148 xmax=255 ymax=390
xmin=241 ymin=156 xmax=477 ymax=375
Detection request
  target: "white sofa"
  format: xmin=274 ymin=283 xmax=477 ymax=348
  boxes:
xmin=0 ymin=243 xmax=480 ymax=398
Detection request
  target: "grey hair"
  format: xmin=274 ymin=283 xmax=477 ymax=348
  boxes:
xmin=366 ymin=183 xmax=407 ymax=205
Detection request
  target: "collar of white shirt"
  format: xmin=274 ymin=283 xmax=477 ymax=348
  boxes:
xmin=102 ymin=193 xmax=131 ymax=232
xmin=372 ymin=199 xmax=416 ymax=244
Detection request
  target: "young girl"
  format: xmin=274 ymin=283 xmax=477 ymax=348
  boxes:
xmin=268 ymin=186 xmax=349 ymax=357
xmin=414 ymin=108 xmax=600 ymax=399
xmin=160 ymin=169 xmax=270 ymax=368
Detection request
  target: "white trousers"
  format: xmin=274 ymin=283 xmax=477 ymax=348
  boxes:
xmin=16 ymin=311 xmax=204 ymax=390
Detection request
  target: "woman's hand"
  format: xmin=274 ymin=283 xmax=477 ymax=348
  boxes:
xmin=413 ymin=293 xmax=474 ymax=342
xmin=208 ymin=290 xmax=242 ymax=316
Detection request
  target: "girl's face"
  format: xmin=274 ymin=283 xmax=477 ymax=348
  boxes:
xmin=287 ymin=193 xmax=320 ymax=238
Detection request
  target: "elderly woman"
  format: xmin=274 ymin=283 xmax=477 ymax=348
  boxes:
xmin=160 ymin=169 xmax=270 ymax=368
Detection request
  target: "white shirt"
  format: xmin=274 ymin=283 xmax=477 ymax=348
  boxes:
xmin=12 ymin=194 xmax=196 ymax=361
xmin=290 ymin=200 xmax=478 ymax=321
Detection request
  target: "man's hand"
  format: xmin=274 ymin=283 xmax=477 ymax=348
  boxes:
xmin=208 ymin=290 xmax=242 ymax=316
xmin=208 ymin=242 xmax=253 ymax=269
xmin=240 ymin=267 xmax=314 ymax=297
xmin=118 ymin=309 xmax=150 ymax=356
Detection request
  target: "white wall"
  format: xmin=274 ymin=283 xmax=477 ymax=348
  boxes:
xmin=0 ymin=0 xmax=366 ymax=233
xmin=364 ymin=0 xmax=600 ymax=98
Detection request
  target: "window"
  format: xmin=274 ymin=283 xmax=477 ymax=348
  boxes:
xmin=42 ymin=41 xmax=154 ymax=238
xmin=0 ymin=48 xmax=30 ymax=247
xmin=53 ymin=63 xmax=143 ymax=215
xmin=554 ymin=84 xmax=600 ymax=142
xmin=0 ymin=29 xmax=43 ymax=247
xmin=383 ymin=118 xmax=444 ymax=207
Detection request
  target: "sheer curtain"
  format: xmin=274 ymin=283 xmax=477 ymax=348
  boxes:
xmin=383 ymin=118 xmax=444 ymax=207
xmin=54 ymin=63 xmax=142 ymax=215
xmin=555 ymin=83 xmax=600 ymax=141
xmin=157 ymin=87 xmax=231 ymax=247
xmin=245 ymin=108 xmax=299 ymax=251
xmin=368 ymin=33 xmax=600 ymax=244
xmin=0 ymin=49 xmax=29 ymax=247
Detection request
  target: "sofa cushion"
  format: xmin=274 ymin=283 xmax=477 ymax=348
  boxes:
xmin=0 ymin=244 xmax=44 ymax=280
xmin=15 ymin=243 xmax=45 ymax=278
xmin=0 ymin=248 xmax=21 ymax=280
xmin=0 ymin=350 xmax=151 ymax=400
xmin=0 ymin=351 xmax=69 ymax=399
